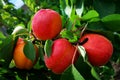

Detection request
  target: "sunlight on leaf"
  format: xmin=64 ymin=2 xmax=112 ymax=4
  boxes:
xmin=61 ymin=64 xmax=85 ymax=80
xmin=77 ymin=46 xmax=86 ymax=61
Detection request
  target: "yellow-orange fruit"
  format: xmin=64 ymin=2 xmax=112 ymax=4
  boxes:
xmin=13 ymin=38 xmax=38 ymax=69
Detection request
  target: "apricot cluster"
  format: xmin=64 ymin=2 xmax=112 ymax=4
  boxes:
xmin=13 ymin=9 xmax=113 ymax=74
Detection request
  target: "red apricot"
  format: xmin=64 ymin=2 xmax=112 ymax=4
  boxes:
xmin=44 ymin=38 xmax=78 ymax=74
xmin=32 ymin=9 xmax=62 ymax=40
xmin=80 ymin=33 xmax=113 ymax=66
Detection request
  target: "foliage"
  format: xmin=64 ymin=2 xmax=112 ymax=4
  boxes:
xmin=0 ymin=0 xmax=120 ymax=80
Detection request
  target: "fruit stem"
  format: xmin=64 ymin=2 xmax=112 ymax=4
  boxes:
xmin=79 ymin=38 xmax=88 ymax=45
xmin=80 ymin=22 xmax=88 ymax=38
xmin=72 ymin=43 xmax=79 ymax=64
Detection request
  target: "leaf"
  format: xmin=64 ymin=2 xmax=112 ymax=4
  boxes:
xmin=66 ymin=19 xmax=73 ymax=30
xmin=0 ymin=67 xmax=8 ymax=74
xmin=61 ymin=64 xmax=85 ymax=80
xmin=22 ymin=0 xmax=36 ymax=12
xmin=101 ymin=14 xmax=120 ymax=31
xmin=44 ymin=40 xmax=53 ymax=57
xmin=85 ymin=61 xmax=101 ymax=80
xmin=82 ymin=10 xmax=99 ymax=21
xmin=23 ymin=40 xmax=36 ymax=62
xmin=88 ymin=17 xmax=100 ymax=23
xmin=93 ymin=0 xmax=115 ymax=18
xmin=75 ymin=0 xmax=84 ymax=17
xmin=65 ymin=6 xmax=72 ymax=18
xmin=77 ymin=45 xmax=101 ymax=80
xmin=38 ymin=46 xmax=44 ymax=61
xmin=12 ymin=26 xmax=28 ymax=35
xmin=64 ymin=0 xmax=74 ymax=18
xmin=77 ymin=46 xmax=86 ymax=62
xmin=60 ymin=30 xmax=78 ymax=43
xmin=91 ymin=67 xmax=101 ymax=80
xmin=0 ymin=35 xmax=17 ymax=67
xmin=60 ymin=0 xmax=67 ymax=16
xmin=0 ymin=32 xmax=6 ymax=39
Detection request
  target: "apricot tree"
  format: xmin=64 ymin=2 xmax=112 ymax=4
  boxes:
xmin=0 ymin=0 xmax=120 ymax=80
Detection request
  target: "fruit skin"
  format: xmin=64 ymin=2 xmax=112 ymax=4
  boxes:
xmin=80 ymin=33 xmax=113 ymax=66
xmin=44 ymin=38 xmax=78 ymax=74
xmin=32 ymin=9 xmax=62 ymax=40
xmin=13 ymin=38 xmax=38 ymax=70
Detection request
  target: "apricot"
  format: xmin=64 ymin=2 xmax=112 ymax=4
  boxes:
xmin=44 ymin=38 xmax=78 ymax=74
xmin=32 ymin=9 xmax=62 ymax=40
xmin=80 ymin=33 xmax=113 ymax=66
xmin=13 ymin=38 xmax=38 ymax=69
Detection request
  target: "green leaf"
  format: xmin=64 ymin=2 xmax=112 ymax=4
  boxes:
xmin=93 ymin=0 xmax=115 ymax=18
xmin=82 ymin=10 xmax=99 ymax=21
xmin=12 ymin=26 xmax=28 ymax=35
xmin=61 ymin=64 xmax=85 ymax=80
xmin=75 ymin=0 xmax=84 ymax=17
xmin=66 ymin=19 xmax=73 ymax=30
xmin=64 ymin=0 xmax=74 ymax=18
xmin=91 ymin=67 xmax=101 ymax=80
xmin=0 ymin=32 xmax=6 ymax=44
xmin=77 ymin=45 xmax=101 ymax=80
xmin=44 ymin=40 xmax=53 ymax=57
xmin=38 ymin=46 xmax=44 ymax=61
xmin=22 ymin=0 xmax=36 ymax=12
xmin=101 ymin=14 xmax=120 ymax=31
xmin=60 ymin=0 xmax=67 ymax=16
xmin=0 ymin=35 xmax=16 ymax=67
xmin=85 ymin=61 xmax=101 ymax=80
xmin=88 ymin=17 xmax=100 ymax=23
xmin=0 ymin=68 xmax=8 ymax=74
xmin=23 ymin=40 xmax=36 ymax=62
xmin=65 ymin=6 xmax=72 ymax=18
xmin=0 ymin=32 xmax=6 ymax=39
xmin=60 ymin=30 xmax=78 ymax=43
xmin=77 ymin=46 xmax=86 ymax=62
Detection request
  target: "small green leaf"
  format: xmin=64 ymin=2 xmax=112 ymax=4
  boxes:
xmin=75 ymin=0 xmax=84 ymax=17
xmin=38 ymin=46 xmax=44 ymax=61
xmin=0 ymin=35 xmax=16 ymax=67
xmin=77 ymin=46 xmax=86 ymax=62
xmin=93 ymin=0 xmax=115 ymax=18
xmin=12 ymin=26 xmax=28 ymax=35
xmin=60 ymin=0 xmax=67 ymax=16
xmin=0 ymin=32 xmax=6 ymax=39
xmin=101 ymin=14 xmax=120 ymax=31
xmin=44 ymin=40 xmax=53 ymax=57
xmin=65 ymin=6 xmax=72 ymax=18
xmin=61 ymin=64 xmax=85 ymax=80
xmin=82 ymin=10 xmax=99 ymax=21
xmin=66 ymin=20 xmax=73 ymax=30
xmin=88 ymin=17 xmax=100 ymax=23
xmin=0 ymin=68 xmax=8 ymax=74
xmin=91 ymin=68 xmax=101 ymax=80
xmin=23 ymin=40 xmax=36 ymax=62
xmin=86 ymin=61 xmax=101 ymax=80
xmin=60 ymin=30 xmax=78 ymax=43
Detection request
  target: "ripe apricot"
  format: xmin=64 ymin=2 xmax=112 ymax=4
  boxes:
xmin=80 ymin=33 xmax=113 ymax=66
xmin=44 ymin=38 xmax=78 ymax=74
xmin=13 ymin=38 xmax=38 ymax=69
xmin=32 ymin=9 xmax=62 ymax=40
